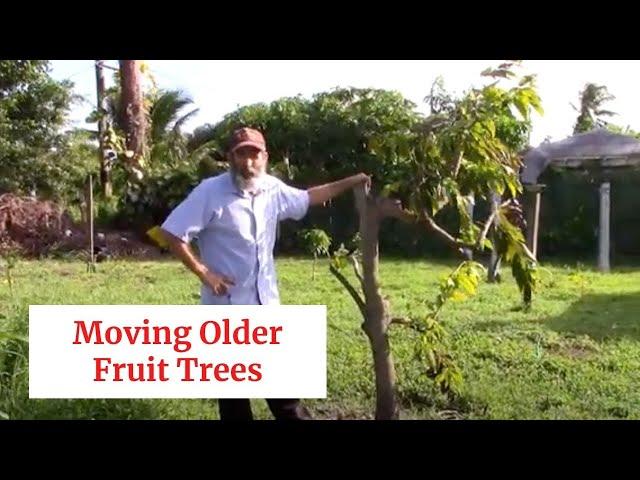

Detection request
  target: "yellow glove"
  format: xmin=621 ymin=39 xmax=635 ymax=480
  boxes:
xmin=146 ymin=225 xmax=169 ymax=249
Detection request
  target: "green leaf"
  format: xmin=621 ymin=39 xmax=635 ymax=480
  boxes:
xmin=513 ymin=97 xmax=530 ymax=121
xmin=427 ymin=349 xmax=437 ymax=369
xmin=482 ymin=238 xmax=494 ymax=250
xmin=381 ymin=181 xmax=402 ymax=197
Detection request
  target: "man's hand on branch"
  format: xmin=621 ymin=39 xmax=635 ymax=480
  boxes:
xmin=355 ymin=173 xmax=372 ymax=190
xmin=308 ymin=172 xmax=372 ymax=206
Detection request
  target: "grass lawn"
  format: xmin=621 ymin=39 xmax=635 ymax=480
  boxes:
xmin=1 ymin=256 xmax=639 ymax=419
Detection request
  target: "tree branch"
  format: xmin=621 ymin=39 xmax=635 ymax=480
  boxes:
xmin=478 ymin=199 xmax=522 ymax=250
xmin=368 ymin=190 xmax=524 ymax=260
xmin=390 ymin=317 xmax=411 ymax=325
xmin=390 ymin=317 xmax=426 ymax=333
xmin=452 ymin=149 xmax=464 ymax=178
xmin=349 ymin=254 xmax=365 ymax=290
xmin=419 ymin=209 xmax=466 ymax=253
xmin=520 ymin=242 xmax=537 ymax=262
xmin=493 ymin=198 xmax=538 ymax=262
xmin=376 ymin=197 xmax=418 ymax=223
xmin=476 ymin=210 xmax=497 ymax=250
xmin=329 ymin=265 xmax=367 ymax=319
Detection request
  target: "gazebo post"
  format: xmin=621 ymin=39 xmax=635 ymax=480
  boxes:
xmin=598 ymin=181 xmax=611 ymax=272
xmin=524 ymin=184 xmax=544 ymax=258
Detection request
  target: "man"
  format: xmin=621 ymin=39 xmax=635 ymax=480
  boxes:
xmin=160 ymin=127 xmax=370 ymax=420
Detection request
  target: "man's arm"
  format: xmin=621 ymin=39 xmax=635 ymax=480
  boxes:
xmin=307 ymin=173 xmax=370 ymax=207
xmin=160 ymin=229 xmax=235 ymax=296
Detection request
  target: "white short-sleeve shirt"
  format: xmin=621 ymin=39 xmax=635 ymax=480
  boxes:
xmin=161 ymin=172 xmax=309 ymax=305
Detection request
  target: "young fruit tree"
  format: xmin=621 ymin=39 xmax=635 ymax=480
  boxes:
xmin=298 ymin=228 xmax=332 ymax=280
xmin=328 ymin=62 xmax=542 ymax=419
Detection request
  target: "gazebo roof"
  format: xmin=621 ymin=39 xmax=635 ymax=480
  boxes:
xmin=521 ymin=129 xmax=640 ymax=185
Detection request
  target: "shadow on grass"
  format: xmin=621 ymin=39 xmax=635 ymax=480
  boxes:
xmin=545 ymin=292 xmax=640 ymax=342
xmin=537 ymin=254 xmax=640 ymax=272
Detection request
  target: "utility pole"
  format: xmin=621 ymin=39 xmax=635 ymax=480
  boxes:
xmin=95 ymin=60 xmax=112 ymax=197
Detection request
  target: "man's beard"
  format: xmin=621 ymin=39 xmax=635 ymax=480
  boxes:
xmin=230 ymin=164 xmax=267 ymax=194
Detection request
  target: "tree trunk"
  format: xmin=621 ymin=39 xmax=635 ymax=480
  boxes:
xmin=312 ymin=254 xmax=316 ymax=281
xmin=119 ymin=60 xmax=146 ymax=173
xmin=354 ymin=186 xmax=399 ymax=420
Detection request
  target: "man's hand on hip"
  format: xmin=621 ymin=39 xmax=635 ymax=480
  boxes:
xmin=200 ymin=269 xmax=236 ymax=296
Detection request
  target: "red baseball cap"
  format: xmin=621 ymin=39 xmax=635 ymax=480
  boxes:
xmin=229 ymin=127 xmax=267 ymax=153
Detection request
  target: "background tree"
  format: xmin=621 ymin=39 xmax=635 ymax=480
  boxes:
xmin=0 ymin=61 xmax=76 ymax=196
xmin=299 ymin=228 xmax=332 ymax=280
xmin=572 ymin=83 xmax=616 ymax=134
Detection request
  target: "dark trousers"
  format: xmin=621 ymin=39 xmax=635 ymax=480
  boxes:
xmin=218 ymin=398 xmax=312 ymax=420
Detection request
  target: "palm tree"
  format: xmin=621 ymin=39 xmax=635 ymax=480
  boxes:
xmin=148 ymin=90 xmax=198 ymax=144
xmin=88 ymin=88 xmax=218 ymax=185
xmin=572 ymin=83 xmax=617 ymax=134
xmin=147 ymin=90 xmax=199 ymax=166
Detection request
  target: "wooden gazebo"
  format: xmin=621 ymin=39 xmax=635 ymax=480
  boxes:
xmin=520 ymin=129 xmax=640 ymax=271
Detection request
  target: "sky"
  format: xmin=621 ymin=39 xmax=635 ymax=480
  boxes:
xmin=49 ymin=60 xmax=640 ymax=147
